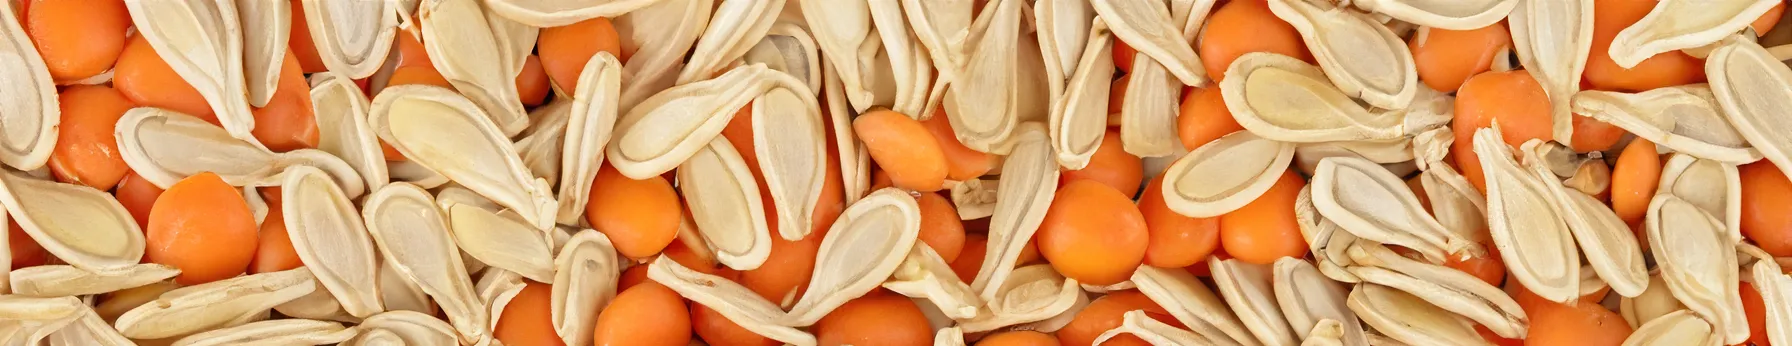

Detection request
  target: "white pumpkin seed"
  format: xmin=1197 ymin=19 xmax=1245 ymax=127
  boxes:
xmin=114 ymin=268 xmax=318 ymax=340
xmin=484 ymin=0 xmax=665 ymax=27
xmin=8 ymin=264 xmax=177 ymax=297
xmin=1609 ymin=0 xmax=1779 ymax=68
xmin=1648 ymin=194 xmax=1750 ymax=344
xmin=1091 ymin=0 xmax=1207 ymax=85
xmin=1474 ymin=127 xmax=1581 ymax=303
xmin=1621 ymin=310 xmax=1721 ymax=346
xmin=784 ymin=187 xmax=922 ymax=326
xmin=551 ymin=230 xmax=621 ymax=346
xmin=235 ymin=0 xmax=288 ymax=108
xmin=742 ymin=23 xmax=823 ymax=95
xmin=417 ymin=0 xmax=530 ymax=136
xmin=299 ymin=0 xmax=397 ymax=79
xmin=1312 ymin=156 xmax=1473 ymax=263
xmin=1049 ymin=19 xmax=1115 ymax=169
xmin=1346 ymin=283 xmax=1489 ymax=346
xmin=1035 ymin=0 xmax=1095 ymax=102
xmin=609 ymin=64 xmax=806 ymax=179
xmin=308 ymin=73 xmax=390 ymax=193
xmin=1749 ymin=261 xmax=1792 ymax=346
xmin=1573 ymin=86 xmax=1760 ymax=164
xmin=1159 ymin=131 xmax=1295 ymax=218
xmin=902 ymin=0 xmax=973 ymax=75
xmin=1346 ymin=0 xmax=1517 ymax=30
xmin=1272 ymin=258 xmax=1368 ymax=346
xmin=868 ymin=0 xmax=935 ymax=116
xmin=970 ymin=124 xmax=1058 ymax=299
xmin=555 ymin=53 xmax=623 ymax=226
xmin=679 ymin=0 xmax=783 ymax=86
xmin=516 ymin=99 xmax=572 ymax=187
xmin=0 ymin=1 xmax=57 ymax=172
xmin=445 ymin=204 xmax=557 ymax=283
xmin=480 ymin=0 xmax=538 ymax=79
xmin=171 ymin=319 xmax=357 ymax=346
xmin=944 ymin=0 xmax=1024 ymax=153
xmin=114 ymin=107 xmax=365 ymax=198
xmin=1657 ymin=153 xmax=1742 ymax=243
xmin=0 ymin=169 xmax=142 ymax=271
xmin=1508 ymin=0 xmax=1593 ymax=144
xmin=1707 ymin=36 xmax=1792 ymax=179
xmin=822 ymin=58 xmax=872 ymax=203
xmin=752 ymin=85 xmax=828 ymax=241
xmin=648 ymin=254 xmax=818 ymax=346
xmin=955 ymin=264 xmax=1085 ymax=333
xmin=361 ymin=183 xmax=486 ymax=343
xmin=123 ymin=0 xmax=256 ymax=142
xmin=0 ymin=295 xmax=81 ymax=346
xmin=1343 ymin=242 xmax=1529 ymax=338
xmin=678 ymin=138 xmax=773 ymax=269
xmin=1221 ymin=53 xmax=1411 ymax=143
xmin=614 ymin=0 xmax=711 ymax=111
xmin=282 ymin=165 xmax=385 ymax=318
xmin=369 ymin=85 xmax=556 ymax=229
xmin=1507 ymin=141 xmax=1649 ymax=297
xmin=1212 ymin=258 xmax=1299 ymax=346
xmin=1270 ymin=0 xmax=1418 ymax=109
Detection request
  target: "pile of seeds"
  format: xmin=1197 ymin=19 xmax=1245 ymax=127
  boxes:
xmin=3 ymin=0 xmax=1792 ymax=345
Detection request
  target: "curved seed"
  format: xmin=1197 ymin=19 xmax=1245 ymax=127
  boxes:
xmin=1620 ymin=274 xmax=1686 ymax=328
xmin=867 ymin=0 xmax=934 ymax=116
xmin=480 ymin=0 xmax=538 ymax=79
xmin=1130 ymin=265 xmax=1259 ymax=346
xmin=609 ymin=64 xmax=800 ymax=179
xmin=678 ymin=138 xmax=773 ymax=269
xmin=1091 ymin=0 xmax=1206 ymax=85
xmin=388 ymin=160 xmax=449 ymax=189
xmin=361 ymin=183 xmax=486 ymax=343
xmin=308 ymin=73 xmax=390 ymax=193
xmin=1272 ymin=258 xmax=1368 ymax=346
xmin=0 ymin=170 xmax=144 ymax=271
xmin=299 ymin=0 xmax=396 ymax=79
xmin=1294 ymin=138 xmax=1420 ymax=178
xmin=115 ymin=108 xmax=365 ymax=198
xmin=935 ymin=326 xmax=966 ymax=346
xmin=8 ymin=264 xmax=178 ymax=297
xmin=1035 ymin=0 xmax=1094 ymax=101
xmin=0 ymin=296 xmax=82 ymax=346
xmin=884 ymin=245 xmax=983 ymax=319
xmin=171 ymin=319 xmax=357 ymax=346
xmin=1093 ymin=310 xmax=1217 ymax=346
xmin=648 ymin=254 xmax=819 ymax=346
xmin=753 ymin=86 xmax=828 ymax=241
xmin=114 ymin=268 xmax=318 ymax=340
xmin=1474 ymin=127 xmax=1580 ymax=303
xmin=1212 ymin=258 xmax=1298 ymax=346
xmin=484 ymin=0 xmax=664 ymax=27
xmin=1312 ymin=156 xmax=1470 ymax=263
xmin=1270 ymin=0 xmax=1417 ymax=109
xmin=678 ymin=0 xmax=783 ymax=86
xmin=1050 ymin=20 xmax=1115 ymax=169
xmin=1159 ymin=131 xmax=1295 ymax=218
xmin=785 ymin=187 xmax=922 ymax=326
xmin=446 ymin=204 xmax=557 ymax=283
xmin=342 ymin=311 xmax=459 ymax=346
xmin=1646 ymin=194 xmax=1748 ymax=344
xmin=1344 ymin=242 xmax=1529 ymax=338
xmin=1572 ymin=86 xmax=1760 ymax=164
xmin=1658 ymin=154 xmax=1742 ymax=243
xmin=123 ymin=0 xmax=256 ymax=141
xmin=236 ymin=0 xmax=289 ymax=107
xmin=742 ymin=23 xmax=823 ymax=94
xmin=551 ymin=230 xmax=622 ymax=346
xmin=1621 ymin=310 xmax=1720 ymax=346
xmin=1419 ymin=163 xmax=1489 ymax=245
xmin=950 ymin=178 xmax=998 ymax=220
xmin=417 ymin=0 xmax=529 ymax=136
xmin=1346 ymin=283 xmax=1489 ymax=346
xmin=956 ymin=264 xmax=1084 ymax=333
xmin=1508 ymin=0 xmax=1592 ymax=143
xmin=1748 ymin=261 xmax=1792 ymax=346
xmin=369 ymin=85 xmax=556 ymax=229
xmin=282 ymin=165 xmax=384 ymax=318
xmin=1609 ymin=0 xmax=1779 ymax=68
xmin=555 ymin=53 xmax=623 ymax=226
xmin=822 ymin=58 xmax=871 ymax=203
xmin=517 ymin=99 xmax=572 ymax=187
xmin=802 ymin=0 xmax=874 ymax=111
xmin=1346 ymin=0 xmax=1515 ymax=30
xmin=46 ymin=307 xmax=133 ymax=346
xmin=0 ymin=2 xmax=56 ymax=171
xmin=614 ymin=0 xmax=710 ymax=111
xmin=944 ymin=0 xmax=1024 ymax=153
xmin=473 ymin=268 xmax=526 ymax=331
xmin=1220 ymin=53 xmax=1405 ymax=143
xmin=1514 ymin=141 xmax=1649 ymax=297
xmin=274 ymin=279 xmax=359 ymax=324
xmin=1118 ymin=49 xmax=1184 ymax=159
xmin=902 ymin=0 xmax=973 ymax=75
xmin=1708 ymin=37 xmax=1792 ymax=179
xmin=970 ymin=124 xmax=1058 ymax=298
xmin=378 ymin=259 xmax=434 ymax=317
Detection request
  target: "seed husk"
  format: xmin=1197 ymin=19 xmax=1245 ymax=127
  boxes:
xmin=235 ymin=0 xmax=289 ymax=108
xmin=822 ymin=58 xmax=872 ymax=203
xmin=170 ymin=319 xmax=358 ymax=346
xmin=1620 ymin=310 xmax=1721 ymax=346
xmin=483 ymin=0 xmax=663 ymax=27
xmin=784 ymin=187 xmax=923 ymax=326
xmin=970 ymin=124 xmax=1059 ymax=298
xmin=884 ymin=245 xmax=983 ymax=319
xmin=1513 ymin=140 xmax=1649 ymax=297
xmin=868 ymin=0 xmax=936 ymax=116
xmin=1271 ymin=258 xmax=1368 ymax=346
xmin=1346 ymin=283 xmax=1489 ymax=346
xmin=1609 ymin=1 xmax=1779 ymax=68
xmin=8 ymin=264 xmax=178 ymax=297
xmin=1312 ymin=156 xmax=1473 ymax=263
xmin=1749 ymin=260 xmax=1792 ymax=346
xmin=123 ymin=0 xmax=257 ymax=142
xmin=802 ymin=0 xmax=875 ymax=112
xmin=679 ymin=0 xmax=784 ymax=87
xmin=1048 ymin=19 xmax=1115 ymax=169
xmin=282 ymin=165 xmax=385 ymax=318
xmin=1220 ymin=53 xmax=1412 ymax=143
xmin=555 ymin=53 xmax=624 ymax=226
xmin=1707 ymin=36 xmax=1792 ymax=179
xmin=678 ymin=138 xmax=774 ymax=269
xmin=0 ymin=0 xmax=58 ymax=171
xmin=955 ymin=264 xmax=1085 ymax=333
xmin=307 ymin=72 xmax=390 ymax=193
xmin=1474 ymin=127 xmax=1581 ymax=303
xmin=0 ymin=169 xmax=144 ymax=271
xmin=360 ymin=183 xmax=486 ymax=343
xmin=1159 ymin=131 xmax=1294 ymax=218
xmin=943 ymin=0 xmax=1025 ymax=153
xmin=1343 ymin=242 xmax=1529 ymax=338
xmin=417 ymin=0 xmax=530 ymax=136
xmin=1117 ymin=48 xmax=1184 ymax=159
xmin=445 ymin=204 xmax=558 ymax=283
xmin=1345 ymin=0 xmax=1516 ymax=30
xmin=340 ymin=311 xmax=460 ymax=346
xmin=742 ymin=23 xmax=824 ymax=95
xmin=480 ymin=0 xmax=538 ymax=80
xmin=1572 ymin=85 xmax=1761 ymax=164
xmin=1211 ymin=258 xmax=1299 ymax=346
xmin=114 ymin=268 xmax=319 ymax=340
xmin=1269 ymin=0 xmax=1417 ymax=109
xmin=1090 ymin=0 xmax=1207 ymax=86
xmin=45 ymin=307 xmax=132 ymax=346
xmin=1035 ymin=0 xmax=1094 ymax=102
xmin=368 ymin=85 xmax=557 ymax=229
xmin=752 ymin=85 xmax=828 ymax=241
xmin=614 ymin=0 xmax=710 ymax=111
xmin=1508 ymin=0 xmax=1593 ymax=144
xmin=902 ymin=0 xmax=974 ymax=75
xmin=115 ymin=107 xmax=365 ymax=198
xmin=0 ymin=295 xmax=82 ymax=346
xmin=1092 ymin=310 xmax=1220 ymax=346
xmin=1418 ymin=163 xmax=1490 ymax=245
xmin=608 ymin=64 xmax=807 ymax=179
xmin=550 ymin=229 xmax=622 ymax=346
xmin=298 ymin=0 xmax=397 ymax=79
xmin=1646 ymin=194 xmax=1749 ymax=344
xmin=648 ymin=254 xmax=819 ymax=346
xmin=1657 ymin=153 xmax=1742 ymax=243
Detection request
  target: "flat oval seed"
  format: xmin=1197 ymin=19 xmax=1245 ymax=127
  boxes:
xmin=1748 ymin=262 xmax=1792 ymax=346
xmin=484 ymin=0 xmax=661 ymax=27
xmin=802 ymin=0 xmax=874 ymax=112
xmin=1035 ymin=0 xmax=1094 ymax=103
xmin=0 ymin=0 xmax=59 ymax=171
xmin=1609 ymin=0 xmax=1779 ymax=68
xmin=1419 ymin=164 xmax=1490 ymax=244
xmin=446 ymin=204 xmax=557 ymax=283
xmin=1211 ymin=258 xmax=1298 ymax=346
xmin=902 ymin=0 xmax=973 ymax=75
xmin=1346 ymin=0 xmax=1516 ymax=30
xmin=649 ymin=254 xmax=819 ymax=346
xmin=549 ymin=229 xmax=621 ymax=346
xmin=115 ymin=108 xmax=364 ymax=197
xmin=1049 ymin=20 xmax=1115 ymax=169
xmin=1159 ymin=130 xmax=1295 ymax=218
xmin=417 ymin=0 xmax=529 ymax=136
xmin=1344 ymin=242 xmax=1529 ymax=339
xmin=473 ymin=268 xmax=526 ymax=331
xmin=883 ymin=245 xmax=983 ymax=319
xmin=1118 ymin=49 xmax=1184 ymax=159
xmin=1269 ymin=0 xmax=1418 ymax=109
xmin=361 ymin=183 xmax=486 ymax=343
xmin=1708 ymin=37 xmax=1792 ymax=180
xmin=1646 ymin=195 xmax=1748 ymax=344
xmin=123 ymin=0 xmax=256 ymax=141
xmin=944 ymin=0 xmax=1024 ymax=153
xmin=0 ymin=170 xmax=144 ymax=271
xmin=1620 ymin=274 xmax=1686 ymax=329
xmin=678 ymin=138 xmax=773 ymax=269
xmin=46 ymin=307 xmax=133 ymax=346
xmin=556 ymin=53 xmax=622 ymax=227
xmin=517 ymin=100 xmax=572 ymax=187
xmin=1272 ymin=258 xmax=1368 ymax=346
xmin=308 ymin=72 xmax=390 ymax=194
xmin=613 ymin=0 xmax=709 ymax=110
xmin=299 ymin=0 xmax=396 ymax=79
xmin=1508 ymin=0 xmax=1593 ymax=144
xmin=1572 ymin=86 xmax=1761 ymax=164
xmin=1474 ymin=127 xmax=1580 ymax=303
xmin=1312 ymin=156 xmax=1467 ymax=263
xmin=1131 ymin=265 xmax=1260 ymax=346
xmin=1620 ymin=310 xmax=1719 ymax=346
xmin=368 ymin=85 xmax=555 ymax=229
xmin=608 ymin=64 xmax=792 ymax=179
xmin=680 ymin=0 xmax=784 ymax=88
xmin=1092 ymin=310 xmax=1218 ymax=346
xmin=956 ymin=264 xmax=1085 ymax=333
xmin=1220 ymin=53 xmax=1404 ymax=143
xmin=970 ymin=124 xmax=1058 ymax=298
xmin=114 ymin=268 xmax=318 ymax=340
xmin=1657 ymin=154 xmax=1742 ymax=243
xmin=1346 ymin=283 xmax=1488 ymax=346
xmin=1090 ymin=0 xmax=1207 ymax=85
xmin=753 ymin=86 xmax=828 ymax=241
xmin=742 ymin=23 xmax=823 ymax=95
xmin=235 ymin=0 xmax=288 ymax=107
xmin=341 ymin=311 xmax=460 ymax=346
xmin=282 ymin=165 xmax=384 ymax=318
xmin=1517 ymin=141 xmax=1649 ymax=297
xmin=8 ymin=264 xmax=178 ymax=297
xmin=784 ymin=187 xmax=922 ymax=326
xmin=170 ymin=319 xmax=357 ymax=346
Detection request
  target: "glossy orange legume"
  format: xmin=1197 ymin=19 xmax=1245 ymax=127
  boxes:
xmin=537 ymin=17 xmax=622 ymax=93
xmin=616 ymin=264 xmax=650 ymax=293
xmin=1177 ymin=85 xmax=1244 ymax=150
xmin=1060 ymin=129 xmax=1144 ymax=199
xmin=916 ymin=192 xmax=967 ymax=262
xmin=517 ymin=54 xmax=551 ymax=107
xmin=146 ymin=172 xmax=258 ymax=285
xmin=288 ymin=0 xmax=327 ymax=73
xmin=1451 ymin=69 xmax=1555 ymax=192
xmin=738 ymin=234 xmax=820 ymax=307
xmin=1036 ymin=180 xmax=1148 ymax=286
xmin=692 ymin=303 xmax=779 ymax=346
xmin=249 ymin=206 xmax=302 ymax=274
xmin=1107 ymin=74 xmax=1130 ymax=116
xmin=114 ymin=35 xmax=216 ymax=121
xmin=1741 ymin=161 xmax=1792 ymax=257
xmin=115 ymin=172 xmax=163 ymax=229
xmin=1583 ymin=0 xmax=1706 ymax=92
xmin=854 ymin=109 xmax=949 ymax=192
xmin=25 ymin=0 xmax=129 ymax=81
xmin=813 ymin=289 xmax=933 ymax=346
xmin=976 ymin=330 xmax=1061 ymax=346
xmin=48 ymin=85 xmax=135 ymax=190
xmin=1755 ymin=2 xmax=1787 ymax=34
xmin=585 ymin=165 xmax=681 ymax=259
xmin=1408 ymin=23 xmax=1512 ymax=92
xmin=1522 ymin=300 xmax=1632 ymax=346
xmin=1741 ymin=282 xmax=1770 ymax=346
xmin=949 ymin=234 xmax=989 ymax=283
xmin=1445 ymin=242 xmax=1506 ymax=287
xmin=387 ymin=65 xmax=455 ymax=89
xmin=1610 ymin=139 xmax=1661 ymax=228
xmin=1199 ymin=0 xmax=1309 ymax=81
xmin=663 ymin=240 xmax=727 ymax=277
xmin=1139 ymin=175 xmax=1221 ymax=268
xmin=923 ymin=106 xmax=995 ymax=181
xmin=1218 ymin=170 xmax=1310 ymax=264
xmin=1113 ymin=39 xmax=1138 ymax=73
xmin=250 ymin=50 xmax=322 ymax=153
xmin=593 ymin=282 xmax=691 ymax=346
xmin=8 ymin=221 xmax=47 ymax=268
xmin=1057 ymin=290 xmax=1178 ymax=346
xmin=495 ymin=281 xmax=565 ymax=346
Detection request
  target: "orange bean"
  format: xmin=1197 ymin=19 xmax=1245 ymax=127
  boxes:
xmin=1754 ymin=2 xmax=1787 ymax=34
xmin=146 ymin=172 xmax=258 ymax=285
xmin=949 ymin=234 xmax=989 ymax=283
xmin=1113 ymin=39 xmax=1138 ymax=73
xmin=585 ymin=165 xmax=681 ymax=259
xmin=249 ymin=206 xmax=302 ymax=274
xmin=49 ymin=85 xmax=135 ymax=190
xmin=854 ymin=109 xmax=949 ymax=192
xmin=394 ymin=27 xmax=432 ymax=69
xmin=115 ymin=172 xmax=163 ymax=229
xmin=737 ymin=234 xmax=820 ymax=307
xmin=1584 ymin=0 xmax=1706 ymax=92
xmin=1569 ymin=114 xmax=1624 ymax=152
xmin=692 ymin=303 xmax=779 ymax=346
xmin=663 ymin=240 xmax=727 ymax=277
xmin=916 ymin=192 xmax=967 ymax=262
xmin=593 ymin=282 xmax=691 ymax=346
xmin=1409 ymin=23 xmax=1512 ymax=92
xmin=250 ymin=50 xmax=322 ymax=153
xmin=288 ymin=0 xmax=328 ymax=73
xmin=538 ymin=17 xmax=623 ymax=93
xmin=1139 ymin=175 xmax=1221 ymax=268
xmin=616 ymin=264 xmax=649 ymax=293
xmin=1741 ymin=161 xmax=1792 ymax=256
xmin=1445 ymin=241 xmax=1506 ymax=287
xmin=1177 ymin=85 xmax=1243 ymax=150
xmin=1218 ymin=170 xmax=1310 ymax=264
xmin=8 ymin=220 xmax=47 ymax=269
xmin=387 ymin=65 xmax=454 ymax=89
xmin=1610 ymin=139 xmax=1661 ymax=228
xmin=1522 ymin=300 xmax=1632 ymax=346
xmin=922 ymin=106 xmax=996 ymax=181
xmin=1108 ymin=74 xmax=1130 ymax=116
xmin=1057 ymin=290 xmax=1181 ymax=346
xmin=1060 ymin=129 xmax=1144 ymax=199
xmin=1742 ymin=282 xmax=1770 ymax=346
xmin=25 ymin=0 xmax=129 ymax=81
xmin=1198 ymin=0 xmax=1309 ymax=81
xmin=114 ymin=35 xmax=215 ymax=122
xmin=813 ymin=289 xmax=933 ymax=346
xmin=1451 ymin=70 xmax=1555 ymax=193
xmin=517 ymin=54 xmax=551 ymax=107
xmin=975 ymin=331 xmax=1060 ymax=346
xmin=494 ymin=281 xmax=565 ymax=346
xmin=1036 ymin=180 xmax=1148 ymax=286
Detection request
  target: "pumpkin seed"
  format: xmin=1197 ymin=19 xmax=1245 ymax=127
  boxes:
xmin=553 ymin=53 xmax=623 ymax=226
xmin=1621 ymin=275 xmax=1687 ymax=328
xmin=417 ymin=0 xmax=530 ymax=136
xmin=115 ymin=107 xmax=365 ymax=198
xmin=1574 ymin=86 xmax=1760 ymax=164
xmin=1271 ymin=258 xmax=1368 ymax=346
xmin=648 ymin=254 xmax=819 ymax=346
xmin=1093 ymin=310 xmax=1219 ymax=346
xmin=123 ymin=0 xmax=256 ymax=142
xmin=340 ymin=311 xmax=459 ymax=346
xmin=0 ymin=169 xmax=143 ymax=271
xmin=0 ymin=1 xmax=54 ymax=171
xmin=822 ymin=58 xmax=872 ymax=203
xmin=614 ymin=0 xmax=710 ymax=111
xmin=955 ymin=264 xmax=1085 ymax=333
xmin=517 ymin=99 xmax=572 ymax=187
xmin=902 ymin=0 xmax=973 ymax=75
xmin=1506 ymin=141 xmax=1648 ymax=297
xmin=1418 ymin=163 xmax=1490 ymax=245
xmin=480 ymin=0 xmax=538 ymax=79
xmin=235 ymin=0 xmax=288 ymax=108
xmin=1294 ymin=137 xmax=1420 ymax=178
xmin=871 ymin=0 xmax=935 ymax=116
xmin=473 ymin=268 xmax=527 ymax=331
xmin=445 ymin=204 xmax=557 ymax=283
xmin=1343 ymin=242 xmax=1529 ymax=338
xmin=1160 ymin=130 xmax=1294 ymax=218
xmin=1707 ymin=36 xmax=1792 ymax=178
xmin=1270 ymin=0 xmax=1417 ymax=109
xmin=308 ymin=73 xmax=390 ymax=193
xmin=550 ymin=230 xmax=621 ymax=346
xmin=281 ymin=165 xmax=385 ymax=318
xmin=377 ymin=261 xmax=435 ymax=316
xmin=45 ymin=307 xmax=132 ymax=346
xmin=114 ymin=268 xmax=318 ymax=339
xmin=752 ymin=86 xmax=828 ymax=241
xmin=1035 ymin=0 xmax=1094 ymax=102
xmin=1312 ymin=156 xmax=1474 ymax=263
xmin=484 ymin=0 xmax=663 ymax=27
xmin=369 ymin=85 xmax=557 ymax=229
xmin=274 ymin=279 xmax=359 ymax=324
xmin=1117 ymin=48 xmax=1184 ymax=159
xmin=8 ymin=264 xmax=177 ymax=297
xmin=970 ymin=124 xmax=1058 ymax=298
xmin=360 ymin=183 xmax=486 ymax=343
xmin=935 ymin=326 xmax=966 ymax=346
xmin=1621 ymin=310 xmax=1721 ymax=346
xmin=1564 ymin=158 xmax=1612 ymax=198
xmin=388 ymin=160 xmax=450 ymax=189
xmin=0 ymin=295 xmax=81 ymax=346
xmin=1657 ymin=153 xmax=1742 ymax=243
xmin=1220 ymin=53 xmax=1408 ymax=143
xmin=884 ymin=245 xmax=983 ymax=319
xmin=679 ymin=0 xmax=783 ymax=87
xmin=785 ymin=187 xmax=922 ymax=326
xmin=1211 ymin=258 xmax=1300 ymax=346
xmin=1608 ymin=0 xmax=1779 ymax=68
xmin=677 ymin=138 xmax=773 ymax=269
xmin=949 ymin=178 xmax=998 ymax=220
xmin=1346 ymin=283 xmax=1489 ymax=346
xmin=1474 ymin=127 xmax=1581 ymax=303
xmin=743 ymin=23 xmax=823 ymax=95
xmin=1646 ymin=194 xmax=1748 ymax=344
xmin=1749 ymin=261 xmax=1792 ymax=346
xmin=1091 ymin=0 xmax=1207 ymax=86
xmin=1345 ymin=0 xmax=1516 ymax=30
xmin=802 ymin=0 xmax=876 ymax=109
xmin=298 ymin=0 xmax=397 ymax=79
xmin=1049 ymin=19 xmax=1115 ymax=169
xmin=170 ymin=319 xmax=357 ymax=346
xmin=1508 ymin=0 xmax=1593 ymax=144
xmin=944 ymin=0 xmax=1024 ymax=153
xmin=609 ymin=64 xmax=806 ymax=179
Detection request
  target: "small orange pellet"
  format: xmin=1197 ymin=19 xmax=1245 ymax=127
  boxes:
xmin=1218 ymin=170 xmax=1310 ymax=264
xmin=1057 ymin=290 xmax=1178 ymax=346
xmin=9 ymin=221 xmax=47 ymax=269
xmin=1198 ymin=0 xmax=1309 ymax=81
xmin=1741 ymin=161 xmax=1792 ymax=256
xmin=250 ymin=51 xmax=321 ymax=153
xmin=854 ymin=109 xmax=949 ymax=192
xmin=738 ymin=234 xmax=820 ymax=307
xmin=1061 ymin=129 xmax=1145 ymax=198
xmin=146 ymin=172 xmax=258 ymax=285
xmin=1108 ymin=75 xmax=1131 ymax=116
xmin=593 ymin=282 xmax=691 ymax=346
xmin=1036 ymin=180 xmax=1148 ymax=286
xmin=1445 ymin=242 xmax=1506 ymax=287
xmin=950 ymin=234 xmax=989 ymax=284
xmin=288 ymin=0 xmax=328 ymax=73
xmin=693 ymin=303 xmax=779 ymax=346
xmin=394 ymin=28 xmax=432 ymax=69
xmin=26 ymin=0 xmax=130 ymax=81
xmin=1408 ymin=23 xmax=1512 ymax=92
xmin=249 ymin=207 xmax=302 ymax=274
xmin=616 ymin=264 xmax=650 ymax=293
xmin=916 ymin=192 xmax=967 ymax=262
xmin=49 ymin=85 xmax=135 ymax=191
xmin=1451 ymin=70 xmax=1555 ymax=192
xmin=1754 ymin=2 xmax=1787 ymax=34
xmin=1611 ymin=139 xmax=1662 ymax=228
xmin=495 ymin=281 xmax=565 ymax=346
xmin=538 ymin=17 xmax=623 ymax=93
xmin=517 ymin=54 xmax=551 ymax=107
xmin=1584 ymin=0 xmax=1705 ymax=92
xmin=1522 ymin=300 xmax=1632 ymax=346
xmin=1177 ymin=85 xmax=1244 ymax=150
xmin=1140 ymin=175 xmax=1221 ymax=268
xmin=114 ymin=35 xmax=215 ymax=122
xmin=976 ymin=330 xmax=1061 ymax=346
xmin=1569 ymin=114 xmax=1624 ymax=152
xmin=387 ymin=65 xmax=455 ymax=89
xmin=813 ymin=289 xmax=933 ymax=346
xmin=115 ymin=172 xmax=163 ymax=229
xmin=923 ymin=107 xmax=996 ymax=181
xmin=1741 ymin=282 xmax=1770 ymax=346
xmin=585 ymin=165 xmax=682 ymax=259
xmin=663 ymin=240 xmax=726 ymax=277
